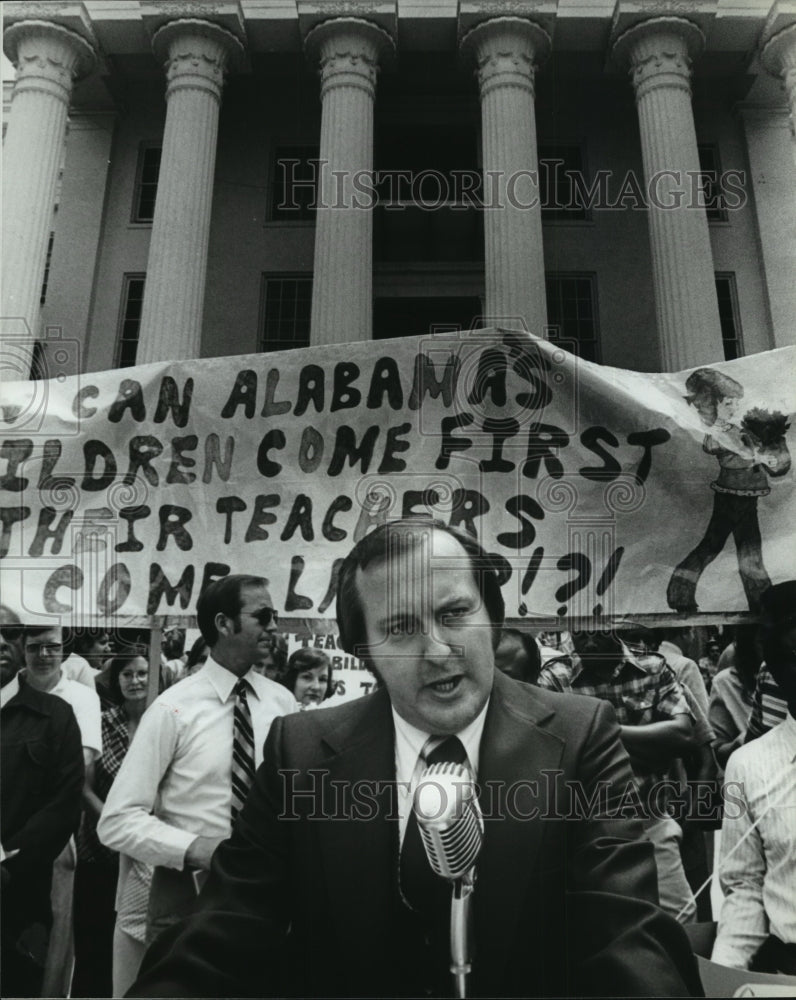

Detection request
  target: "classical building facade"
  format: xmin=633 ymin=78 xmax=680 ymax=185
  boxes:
xmin=3 ymin=0 xmax=795 ymax=380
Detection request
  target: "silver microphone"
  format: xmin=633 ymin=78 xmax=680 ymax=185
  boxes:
xmin=412 ymin=761 xmax=483 ymax=999
xmin=413 ymin=761 xmax=484 ymax=879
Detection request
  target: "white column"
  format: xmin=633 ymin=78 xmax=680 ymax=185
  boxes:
xmin=1 ymin=20 xmax=95 ymax=375
xmin=461 ymin=17 xmax=550 ymax=337
xmin=305 ymin=18 xmax=393 ymax=345
xmin=613 ymin=17 xmax=723 ymax=371
xmin=137 ymin=19 xmax=243 ymax=364
xmin=738 ymin=106 xmax=796 ymax=348
xmin=761 ymin=24 xmax=796 ymax=149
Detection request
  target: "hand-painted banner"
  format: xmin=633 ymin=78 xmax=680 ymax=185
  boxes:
xmin=1 ymin=329 xmax=793 ymax=622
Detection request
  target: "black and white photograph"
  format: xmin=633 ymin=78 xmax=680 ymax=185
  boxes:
xmin=1 ymin=1 xmax=795 ymax=997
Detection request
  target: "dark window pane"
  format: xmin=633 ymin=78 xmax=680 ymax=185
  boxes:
xmin=261 ymin=277 xmax=312 ymax=351
xmin=133 ymin=146 xmax=162 ymax=223
xmin=545 ymin=274 xmax=600 ymax=361
xmin=117 ymin=276 xmax=146 ymax=367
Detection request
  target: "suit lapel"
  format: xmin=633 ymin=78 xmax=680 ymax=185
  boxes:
xmin=316 ymin=690 xmax=399 ymax=965
xmin=474 ymin=673 xmax=564 ymax=990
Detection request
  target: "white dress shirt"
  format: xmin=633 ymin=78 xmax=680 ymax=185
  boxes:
xmin=712 ymin=713 xmax=796 ymax=969
xmin=392 ymin=699 xmax=489 ymax=844
xmin=98 ymin=657 xmax=297 ymax=869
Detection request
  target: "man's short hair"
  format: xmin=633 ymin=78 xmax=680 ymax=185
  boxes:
xmin=336 ymin=518 xmax=505 ymax=659
xmin=197 ymin=575 xmax=270 ymax=646
xmin=21 ymin=623 xmax=62 ymax=645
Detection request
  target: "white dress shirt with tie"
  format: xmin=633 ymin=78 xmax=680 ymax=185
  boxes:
xmin=98 ymin=656 xmax=297 ymax=869
xmin=392 ymin=700 xmax=488 ymax=844
xmin=712 ymin=712 xmax=796 ymax=969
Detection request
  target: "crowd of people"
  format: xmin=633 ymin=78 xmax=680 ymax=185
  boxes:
xmin=1 ymin=528 xmax=794 ymax=997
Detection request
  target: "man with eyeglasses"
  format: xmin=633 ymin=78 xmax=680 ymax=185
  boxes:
xmin=98 ymin=575 xmax=297 ymax=947
xmin=1 ymin=617 xmax=85 ymax=998
xmin=1 ymin=624 xmax=102 ymax=765
xmin=1 ymin=623 xmax=102 ymax=995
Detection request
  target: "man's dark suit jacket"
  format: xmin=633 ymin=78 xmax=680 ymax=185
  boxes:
xmin=131 ymin=671 xmax=702 ymax=998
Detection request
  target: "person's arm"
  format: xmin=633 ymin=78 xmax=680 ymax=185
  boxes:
xmin=567 ymin=700 xmax=702 ymax=997
xmin=97 ymin=701 xmax=197 ymax=869
xmin=708 ymin=674 xmax=745 ymax=767
xmin=127 ymin=714 xmax=294 ymax=997
xmin=3 ymin=706 xmax=84 ymax=872
xmin=711 ymin=754 xmax=768 ymax=968
xmin=82 ymin=757 xmax=104 ymax=817
xmin=619 ymin=713 xmax=694 ymax=759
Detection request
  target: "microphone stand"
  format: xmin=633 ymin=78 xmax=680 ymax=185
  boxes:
xmin=449 ymin=867 xmax=476 ymax=999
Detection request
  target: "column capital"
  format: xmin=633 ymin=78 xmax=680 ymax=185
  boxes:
xmin=152 ymin=18 xmax=245 ymax=103
xmin=761 ymin=23 xmax=796 ymax=137
xmin=612 ymin=16 xmax=704 ymax=102
xmin=3 ymin=19 xmax=96 ymax=101
xmin=304 ymin=17 xmax=395 ymax=101
xmin=460 ymin=17 xmax=551 ymax=100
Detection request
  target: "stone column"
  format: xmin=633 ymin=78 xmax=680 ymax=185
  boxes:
xmin=305 ymin=18 xmax=394 ymax=345
xmin=761 ymin=24 xmax=796 ymax=148
xmin=1 ymin=21 xmax=95 ymax=376
xmin=136 ymin=19 xmax=243 ymax=364
xmin=613 ymin=17 xmax=723 ymax=371
xmin=461 ymin=17 xmax=550 ymax=337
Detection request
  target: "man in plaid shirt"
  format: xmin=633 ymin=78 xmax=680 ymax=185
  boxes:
xmin=538 ymin=626 xmax=698 ymax=923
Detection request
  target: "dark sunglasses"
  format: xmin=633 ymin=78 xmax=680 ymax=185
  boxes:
xmin=250 ymin=607 xmax=279 ymax=628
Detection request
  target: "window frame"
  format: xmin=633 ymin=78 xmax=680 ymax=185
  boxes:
xmin=131 ymin=143 xmax=162 ymax=226
xmin=115 ymin=273 xmax=146 ymax=368
xmin=259 ymin=273 xmax=313 ymax=352
xmin=715 ymin=272 xmax=744 ymax=360
xmin=544 ymin=272 xmax=601 ymax=362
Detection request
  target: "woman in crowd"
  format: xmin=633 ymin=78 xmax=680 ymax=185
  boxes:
xmin=708 ymin=624 xmax=761 ymax=767
xmin=72 ymin=649 xmax=152 ymax=997
xmin=279 ymin=648 xmax=334 ymax=709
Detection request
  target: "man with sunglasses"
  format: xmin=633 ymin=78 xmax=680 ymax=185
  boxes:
xmin=98 ymin=575 xmax=297 ymax=946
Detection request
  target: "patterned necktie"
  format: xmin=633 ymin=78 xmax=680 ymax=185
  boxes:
xmin=230 ymin=677 xmax=256 ymax=823
xmin=400 ymin=735 xmax=469 ymax=915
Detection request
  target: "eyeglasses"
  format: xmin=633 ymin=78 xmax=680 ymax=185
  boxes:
xmin=250 ymin=607 xmax=279 ymax=628
xmin=25 ymin=642 xmax=63 ymax=657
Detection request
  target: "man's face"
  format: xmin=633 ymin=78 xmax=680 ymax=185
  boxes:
xmin=355 ymin=529 xmax=495 ymax=735
xmin=494 ymin=633 xmax=534 ymax=683
xmin=85 ymin=633 xmax=112 ymax=668
xmin=227 ymin=585 xmax=278 ymax=666
xmin=24 ymin=626 xmax=64 ymax=691
xmin=571 ymin=629 xmax=623 ymax=670
xmin=162 ymin=627 xmax=185 ymax=659
xmin=0 ymin=628 xmax=23 ymax=687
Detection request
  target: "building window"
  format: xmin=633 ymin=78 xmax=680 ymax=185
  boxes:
xmin=132 ymin=145 xmax=162 ymax=223
xmin=545 ymin=274 xmax=600 ymax=362
xmin=260 ymin=276 xmax=312 ymax=351
xmin=715 ymin=273 xmax=743 ymax=359
xmin=539 ymin=145 xmax=589 ymax=222
xmin=269 ymin=146 xmax=318 ymax=221
xmin=116 ymin=275 xmax=146 ymax=368
xmin=40 ymin=230 xmax=55 ymax=305
xmin=697 ymin=145 xmax=727 ymax=223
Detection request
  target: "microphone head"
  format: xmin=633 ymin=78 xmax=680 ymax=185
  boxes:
xmin=413 ymin=762 xmax=484 ymax=880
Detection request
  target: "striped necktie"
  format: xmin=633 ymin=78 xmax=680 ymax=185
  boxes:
xmin=230 ymin=677 xmax=256 ymax=822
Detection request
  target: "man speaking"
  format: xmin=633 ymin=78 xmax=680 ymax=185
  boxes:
xmin=130 ymin=519 xmax=701 ymax=997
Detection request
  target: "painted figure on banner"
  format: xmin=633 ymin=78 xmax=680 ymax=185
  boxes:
xmin=667 ymin=368 xmax=791 ymax=614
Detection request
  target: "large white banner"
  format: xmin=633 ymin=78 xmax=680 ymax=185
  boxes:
xmin=1 ymin=329 xmax=793 ymax=622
